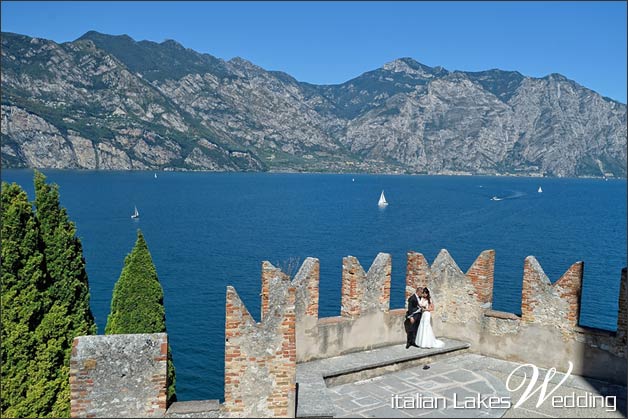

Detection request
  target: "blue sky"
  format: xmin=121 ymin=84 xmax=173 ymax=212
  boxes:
xmin=2 ymin=1 xmax=626 ymax=103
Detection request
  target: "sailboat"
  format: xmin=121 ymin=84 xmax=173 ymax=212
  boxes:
xmin=538 ymin=186 xmax=543 ymax=193
xmin=154 ymin=173 xmax=158 ymax=179
xmin=131 ymin=206 xmax=140 ymax=219
xmin=378 ymin=190 xmax=388 ymax=207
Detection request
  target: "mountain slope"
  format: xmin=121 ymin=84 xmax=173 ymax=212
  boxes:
xmin=1 ymin=32 xmax=263 ymax=171
xmin=2 ymin=31 xmax=625 ymax=177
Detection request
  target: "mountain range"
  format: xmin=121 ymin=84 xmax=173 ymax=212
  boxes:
xmin=2 ymin=30 xmax=626 ymax=177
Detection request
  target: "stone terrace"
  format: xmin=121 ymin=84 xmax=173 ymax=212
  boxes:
xmin=296 ymin=338 xmax=470 ymax=417
xmin=326 ymin=350 xmax=626 ymax=418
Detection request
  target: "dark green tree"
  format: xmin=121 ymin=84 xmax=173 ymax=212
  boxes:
xmin=1 ymin=172 xmax=97 ymax=418
xmin=34 ymin=170 xmax=95 ymax=321
xmin=32 ymin=170 xmax=96 ymax=417
xmin=1 ymin=182 xmax=48 ymax=418
xmin=106 ymin=230 xmax=176 ymax=404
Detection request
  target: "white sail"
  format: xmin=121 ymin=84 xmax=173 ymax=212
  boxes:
xmin=378 ymin=190 xmax=388 ymax=207
xmin=538 ymin=186 xmax=543 ymax=193
xmin=131 ymin=206 xmax=139 ymax=219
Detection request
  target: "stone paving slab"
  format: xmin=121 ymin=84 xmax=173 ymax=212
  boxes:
xmin=296 ymin=339 xmax=470 ymax=417
xmin=327 ymin=353 xmax=626 ymax=418
xmin=490 ymin=368 xmax=626 ymax=419
xmin=444 ymin=353 xmax=627 ymax=397
xmin=327 ymin=361 xmax=508 ymax=417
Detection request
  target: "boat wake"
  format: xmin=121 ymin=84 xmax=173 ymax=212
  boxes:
xmin=507 ymin=191 xmax=526 ymax=199
xmin=490 ymin=191 xmax=525 ymax=201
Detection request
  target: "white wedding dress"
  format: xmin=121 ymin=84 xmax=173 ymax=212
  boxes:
xmin=415 ymin=297 xmax=445 ymax=348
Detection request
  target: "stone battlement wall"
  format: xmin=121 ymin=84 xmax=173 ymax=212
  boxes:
xmin=69 ymin=250 xmax=626 ymax=418
xmin=283 ymin=249 xmax=626 ymax=384
xmin=289 ymin=253 xmax=409 ymax=362
xmin=407 ymin=251 xmax=626 ymax=384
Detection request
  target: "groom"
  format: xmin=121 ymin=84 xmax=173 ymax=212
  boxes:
xmin=405 ymin=287 xmax=423 ymax=349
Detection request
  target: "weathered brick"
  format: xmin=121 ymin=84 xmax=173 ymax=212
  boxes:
xmin=341 ymin=253 xmax=391 ymax=318
xmin=465 ymin=249 xmax=495 ymax=304
xmin=223 ymin=276 xmax=296 ymax=417
xmin=69 ymin=333 xmax=168 ymax=418
xmin=406 ymin=252 xmax=429 ymax=300
xmin=522 ymin=257 xmax=583 ymax=333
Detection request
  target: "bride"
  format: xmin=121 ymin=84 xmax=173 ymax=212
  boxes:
xmin=415 ymin=288 xmax=445 ymax=348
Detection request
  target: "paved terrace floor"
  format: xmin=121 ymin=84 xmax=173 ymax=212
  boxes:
xmin=297 ymin=343 xmax=626 ymax=418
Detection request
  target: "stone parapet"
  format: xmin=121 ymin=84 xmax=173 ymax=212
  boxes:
xmin=69 ymin=333 xmax=168 ymax=418
xmin=284 ymin=250 xmax=625 ymax=385
xmin=224 ymin=265 xmax=296 ymax=418
xmin=341 ymin=253 xmax=391 ymax=318
xmin=521 ymin=257 xmax=583 ymax=334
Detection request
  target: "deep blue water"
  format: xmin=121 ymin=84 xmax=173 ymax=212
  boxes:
xmin=2 ymin=170 xmax=626 ymax=401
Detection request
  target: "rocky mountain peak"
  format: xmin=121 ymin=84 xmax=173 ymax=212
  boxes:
xmin=77 ymin=30 xmax=133 ymax=43
xmin=69 ymin=31 xmax=231 ymax=81
xmin=382 ymin=57 xmax=446 ymax=79
xmin=543 ymin=73 xmax=571 ymax=83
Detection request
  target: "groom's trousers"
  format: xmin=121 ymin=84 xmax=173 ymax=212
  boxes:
xmin=406 ymin=312 xmax=422 ymax=346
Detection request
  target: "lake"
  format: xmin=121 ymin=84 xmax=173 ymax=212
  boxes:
xmin=2 ymin=169 xmax=626 ymax=401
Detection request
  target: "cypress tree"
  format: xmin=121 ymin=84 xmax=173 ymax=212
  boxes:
xmin=106 ymin=229 xmax=176 ymax=404
xmin=32 ymin=170 xmax=96 ymax=417
xmin=33 ymin=170 xmax=95 ymax=326
xmin=1 ymin=172 xmax=96 ymax=417
xmin=1 ymin=182 xmax=48 ymax=417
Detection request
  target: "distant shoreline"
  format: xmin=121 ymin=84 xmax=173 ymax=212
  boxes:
xmin=2 ymin=167 xmax=625 ymax=181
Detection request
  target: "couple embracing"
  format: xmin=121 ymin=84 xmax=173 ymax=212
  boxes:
xmin=405 ymin=287 xmax=445 ymax=349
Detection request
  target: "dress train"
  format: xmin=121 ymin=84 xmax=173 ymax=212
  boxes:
xmin=415 ymin=311 xmax=444 ymax=348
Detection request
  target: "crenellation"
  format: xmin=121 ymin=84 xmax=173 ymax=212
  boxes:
xmin=553 ymin=261 xmax=583 ymax=328
xmin=291 ymin=257 xmax=319 ymax=320
xmin=341 ymin=253 xmax=391 ymax=318
xmin=521 ymin=256 xmax=553 ymax=323
xmin=260 ymin=261 xmax=290 ymax=322
xmin=341 ymin=255 xmax=363 ymax=317
xmin=521 ymin=256 xmax=583 ymax=335
xmin=465 ymin=249 xmax=495 ymax=305
xmin=406 ymin=251 xmax=429 ymax=300
xmin=223 ymin=268 xmax=296 ymax=418
xmin=425 ymin=249 xmax=486 ymax=325
xmin=431 ymin=249 xmax=465 ymax=278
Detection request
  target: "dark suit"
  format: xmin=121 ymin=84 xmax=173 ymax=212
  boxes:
xmin=405 ymin=293 xmax=422 ymax=346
